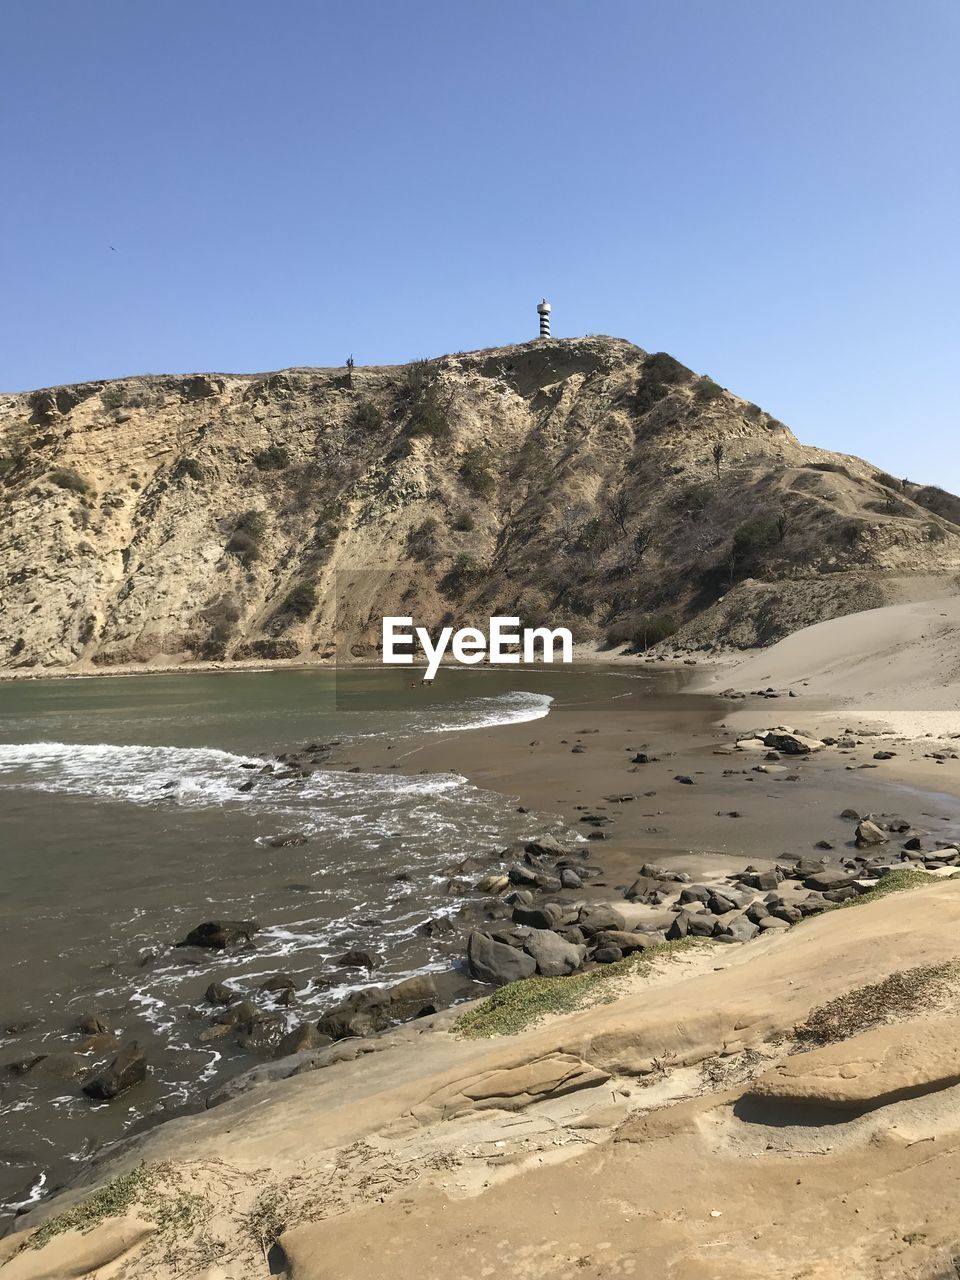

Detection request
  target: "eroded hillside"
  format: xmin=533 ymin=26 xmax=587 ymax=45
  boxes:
xmin=0 ymin=337 xmax=958 ymax=671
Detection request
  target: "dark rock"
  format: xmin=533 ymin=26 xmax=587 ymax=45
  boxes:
xmin=679 ymin=885 xmax=711 ymax=905
xmin=803 ymin=869 xmax=855 ymax=892
xmin=82 ymin=1042 xmax=147 ymax=1100
xmin=467 ymin=932 xmax=537 ymax=986
xmin=593 ymin=945 xmax=623 ymax=963
xmin=76 ymin=1012 xmax=111 ymax=1036
xmin=269 ymin=831 xmax=309 ymax=847
xmin=512 ymin=903 xmax=562 ymax=931
xmin=593 ymin=929 xmax=658 ymax=954
xmin=177 ymin=920 xmax=258 ymax=950
xmin=707 ymin=891 xmax=738 ymax=915
xmin=336 ymin=950 xmax=383 ymax=971
xmin=674 ymin=775 xmax=695 ymax=785
xmin=560 ymin=868 xmax=583 ymax=889
xmin=260 ymin=972 xmax=300 ymax=992
xmin=273 ymin=1024 xmax=331 ymax=1059
xmin=823 ymin=885 xmax=858 ymax=903
xmin=416 ymin=916 xmax=456 ymax=939
xmin=317 ymin=974 xmax=449 ymax=1038
xmin=716 ymin=915 xmax=759 ymax=943
xmin=204 ymin=981 xmax=236 ymax=1006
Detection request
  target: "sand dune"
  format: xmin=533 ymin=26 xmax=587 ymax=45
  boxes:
xmin=703 ymin=596 xmax=960 ymax=737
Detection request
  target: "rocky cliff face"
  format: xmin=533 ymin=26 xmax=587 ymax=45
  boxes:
xmin=1 ymin=336 xmax=958 ymax=672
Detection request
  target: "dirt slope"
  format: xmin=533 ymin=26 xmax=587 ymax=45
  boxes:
xmin=1 ymin=337 xmax=958 ymax=672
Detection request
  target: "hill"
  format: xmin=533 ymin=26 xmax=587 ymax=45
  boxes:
xmin=1 ymin=336 xmax=958 ymax=672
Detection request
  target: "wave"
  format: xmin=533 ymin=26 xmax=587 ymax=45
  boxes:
xmin=422 ymin=690 xmax=552 ymax=733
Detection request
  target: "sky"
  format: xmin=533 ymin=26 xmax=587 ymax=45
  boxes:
xmin=1 ymin=1 xmax=958 ymax=489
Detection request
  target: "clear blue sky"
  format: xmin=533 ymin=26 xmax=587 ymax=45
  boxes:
xmin=2 ymin=1 xmax=958 ymax=489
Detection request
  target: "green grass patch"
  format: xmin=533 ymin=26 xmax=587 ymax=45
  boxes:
xmin=26 ymin=1162 xmax=210 ymax=1252
xmin=28 ymin=1166 xmax=155 ymax=1248
xmin=835 ymin=868 xmax=944 ymax=909
xmin=455 ymin=938 xmax=705 ymax=1039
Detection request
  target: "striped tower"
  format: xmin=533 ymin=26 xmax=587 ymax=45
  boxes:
xmin=537 ymin=298 xmax=551 ymax=338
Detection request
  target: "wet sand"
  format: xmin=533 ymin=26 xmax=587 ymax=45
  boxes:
xmin=334 ymin=681 xmax=960 ymax=871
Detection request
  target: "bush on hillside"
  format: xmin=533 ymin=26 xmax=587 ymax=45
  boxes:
xmin=49 ymin=468 xmax=90 ymax=494
xmin=253 ymin=444 xmax=291 ymax=471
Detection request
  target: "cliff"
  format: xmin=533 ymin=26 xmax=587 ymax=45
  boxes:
xmin=1 ymin=336 xmax=958 ymax=671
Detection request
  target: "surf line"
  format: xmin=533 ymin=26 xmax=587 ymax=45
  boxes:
xmin=382 ymin=616 xmax=573 ymax=682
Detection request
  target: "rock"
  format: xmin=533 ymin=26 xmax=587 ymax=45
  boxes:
xmin=758 ymin=915 xmax=791 ymax=930
xmin=576 ymin=904 xmax=627 ymax=935
xmin=317 ymin=974 xmax=448 ymax=1039
xmin=560 ymin=868 xmax=583 ymax=889
xmin=204 ymin=981 xmax=236 ymax=1006
xmin=873 ymin=751 xmax=896 ymax=761
xmin=416 ymin=916 xmax=456 ymax=939
xmin=511 ymin=903 xmax=562 ymax=931
xmin=763 ymin=732 xmax=824 ymax=754
xmin=685 ymin=913 xmax=720 ymax=937
xmin=176 ymin=920 xmax=258 ymax=950
xmin=745 ymin=901 xmax=769 ymax=924
xmin=593 ymin=929 xmax=657 ymax=954
xmin=336 ymin=949 xmax=383 ymax=971
xmin=840 ymin=807 xmax=862 ymax=820
xmin=768 ymin=903 xmax=803 ymax=925
xmin=268 ymin=831 xmax=309 ymax=847
xmin=82 ymin=1042 xmax=147 ymax=1100
xmin=593 ymin=945 xmax=623 ymax=963
xmin=855 ymin=820 xmax=889 ymax=847
xmin=623 ymin=874 xmax=661 ymax=902
xmin=467 ymin=932 xmax=537 ymax=986
xmin=215 ymin=999 xmax=262 ymax=1029
xmin=274 ymin=1024 xmax=332 ymax=1059
xmin=8 ymin=1051 xmax=87 ymax=1080
xmin=523 ymin=928 xmax=586 ymax=976
xmin=524 ymin=835 xmax=567 ymax=857
xmin=747 ymin=1019 xmax=960 ymax=1110
xmin=76 ymin=1011 xmax=111 ymax=1035
xmin=803 ymin=869 xmax=855 ymax=891
xmin=716 ymin=915 xmax=759 ymax=943
xmin=674 ymin=775 xmax=695 ymax=785
xmin=739 ymin=870 xmax=780 ymax=892
xmin=260 ymin=972 xmax=300 ymax=992
xmin=679 ymin=884 xmax=710 ymax=905
xmin=237 ymin=1015 xmax=288 ymax=1054
xmin=823 ymin=885 xmax=858 ymax=903
xmin=475 ymin=873 xmax=510 ymax=893
xmin=707 ymin=891 xmax=738 ymax=915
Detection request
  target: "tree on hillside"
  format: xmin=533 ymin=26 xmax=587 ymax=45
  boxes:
xmin=711 ymin=441 xmax=725 ymax=481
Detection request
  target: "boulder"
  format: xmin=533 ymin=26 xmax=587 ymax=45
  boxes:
xmin=679 ymin=884 xmax=710 ymax=905
xmin=336 ymin=950 xmax=383 ymax=971
xmin=274 ymin=1024 xmax=332 ymax=1059
xmin=560 ymin=868 xmax=583 ymax=889
xmin=525 ymin=834 xmax=567 ymax=857
xmin=177 ymin=920 xmax=258 ymax=950
xmin=856 ymin=820 xmax=889 ymax=847
xmin=317 ymin=974 xmax=445 ymax=1039
xmin=593 ymin=929 xmax=657 ymax=954
xmin=467 ymin=932 xmax=537 ymax=986
xmin=76 ymin=1011 xmax=111 ymax=1035
xmin=522 ymin=929 xmax=586 ymax=977
xmin=260 ymin=972 xmax=300 ymax=992
xmin=576 ymin=904 xmax=627 ymax=935
xmin=475 ymin=874 xmax=510 ymax=894
xmin=803 ymin=869 xmax=855 ymax=892
xmin=511 ymin=902 xmax=562 ymax=931
xmin=593 ymin=945 xmax=623 ymax=963
xmin=716 ymin=915 xmax=759 ymax=943
xmin=82 ymin=1042 xmax=147 ymax=1100
xmin=204 ymin=981 xmax=236 ymax=1006
xmin=763 ymin=732 xmax=823 ymax=754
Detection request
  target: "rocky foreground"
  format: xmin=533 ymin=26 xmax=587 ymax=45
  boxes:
xmin=5 ymin=871 xmax=960 ymax=1279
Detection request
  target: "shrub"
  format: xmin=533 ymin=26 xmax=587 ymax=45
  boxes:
xmin=49 ymin=468 xmax=89 ymax=494
xmin=634 ymin=352 xmax=693 ymax=415
xmin=227 ymin=510 xmax=266 ymax=565
xmin=731 ymin=516 xmax=780 ymax=561
xmin=100 ymin=384 xmax=127 ymax=411
xmin=407 ymin=516 xmax=440 ymax=560
xmin=459 ymin=445 xmax=496 ymax=497
xmin=279 ymin=582 xmax=317 ymax=619
xmin=348 ymin=399 xmax=382 ymax=432
xmin=253 ymin=444 xmax=290 ymax=471
xmin=174 ymin=457 xmax=203 ymax=482
xmin=675 ymin=480 xmax=712 ymax=520
xmin=693 ymin=378 xmax=724 ymax=404
xmin=441 ymin=552 xmax=486 ymax=596
xmin=926 ymin=522 xmax=948 ymax=542
xmin=452 ymin=510 xmax=475 ymax=532
xmin=406 ymin=384 xmax=452 ymax=441
xmin=874 ymin=472 xmax=903 ymax=491
xmin=633 ymin=612 xmax=678 ymax=649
